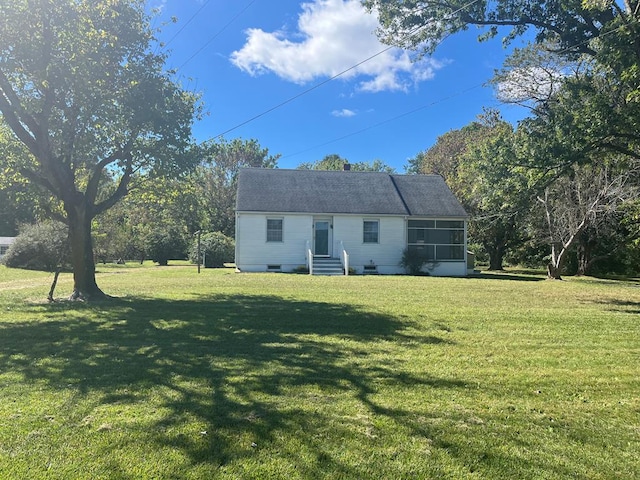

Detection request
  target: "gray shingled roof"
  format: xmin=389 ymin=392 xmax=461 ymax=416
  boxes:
xmin=236 ymin=168 xmax=467 ymax=217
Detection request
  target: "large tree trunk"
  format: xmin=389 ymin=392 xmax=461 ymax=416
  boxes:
xmin=576 ymin=242 xmax=590 ymax=276
xmin=66 ymin=199 xmax=105 ymax=300
xmin=487 ymin=248 xmax=505 ymax=270
xmin=547 ymin=262 xmax=563 ymax=280
xmin=485 ymin=240 xmax=506 ymax=271
xmin=547 ymin=243 xmax=565 ymax=280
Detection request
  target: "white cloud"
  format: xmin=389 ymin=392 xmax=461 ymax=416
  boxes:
xmin=332 ymin=108 xmax=357 ymax=117
xmin=230 ymin=0 xmax=442 ymax=93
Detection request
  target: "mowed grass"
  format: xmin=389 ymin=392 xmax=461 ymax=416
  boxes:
xmin=0 ymin=264 xmax=638 ymax=479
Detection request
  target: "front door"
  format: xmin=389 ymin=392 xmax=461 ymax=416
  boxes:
xmin=314 ymin=219 xmax=331 ymax=256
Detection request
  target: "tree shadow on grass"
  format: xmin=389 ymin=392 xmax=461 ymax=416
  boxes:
xmin=464 ymin=272 xmax=545 ymax=282
xmin=0 ymin=294 xmax=466 ymax=476
xmin=589 ymin=298 xmax=640 ymax=314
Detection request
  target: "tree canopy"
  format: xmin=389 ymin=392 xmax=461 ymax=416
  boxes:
xmin=0 ymin=0 xmax=199 ymax=299
xmin=363 ymin=0 xmax=636 ymax=60
xmin=196 ymin=138 xmax=280 ymax=237
xmin=298 ymin=154 xmax=395 ymax=172
xmin=364 ymin=0 xmax=640 ymax=164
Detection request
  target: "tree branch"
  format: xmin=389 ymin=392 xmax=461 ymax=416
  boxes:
xmin=0 ymin=71 xmax=40 ymax=155
xmin=458 ymin=11 xmax=598 ymax=55
xmin=84 ymin=142 xmax=132 ymax=207
xmin=18 ymin=166 xmax=58 ymax=195
xmin=93 ymin=161 xmax=134 ymax=217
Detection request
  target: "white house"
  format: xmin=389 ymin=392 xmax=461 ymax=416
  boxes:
xmin=0 ymin=237 xmax=16 ymax=260
xmin=235 ymin=168 xmax=469 ymax=276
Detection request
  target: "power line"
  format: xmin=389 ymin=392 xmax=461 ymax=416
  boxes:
xmin=267 ymin=12 xmax=640 ymax=160
xmin=177 ymin=0 xmax=258 ymax=71
xmin=163 ymin=0 xmax=214 ymax=49
xmin=208 ymin=1 xmax=633 ymax=160
xmin=212 ymin=44 xmax=400 ymax=140
xmin=280 ymin=84 xmax=483 ymax=160
xmin=211 ymin=0 xmax=483 ymax=139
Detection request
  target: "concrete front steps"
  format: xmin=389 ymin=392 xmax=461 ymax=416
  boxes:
xmin=312 ymin=257 xmax=345 ymax=276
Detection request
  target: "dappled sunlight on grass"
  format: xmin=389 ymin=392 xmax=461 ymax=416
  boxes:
xmin=0 ymin=292 xmax=465 ymax=476
xmin=0 ymin=267 xmax=638 ymax=478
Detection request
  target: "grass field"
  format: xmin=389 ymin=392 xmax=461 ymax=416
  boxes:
xmin=0 ymin=263 xmax=638 ymax=479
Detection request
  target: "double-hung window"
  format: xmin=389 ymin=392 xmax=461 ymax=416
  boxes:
xmin=363 ymin=219 xmax=379 ymax=244
xmin=266 ymin=218 xmax=283 ymax=242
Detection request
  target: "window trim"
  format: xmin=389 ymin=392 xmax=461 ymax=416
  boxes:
xmin=363 ymin=219 xmax=380 ymax=244
xmin=266 ymin=217 xmax=283 ymax=243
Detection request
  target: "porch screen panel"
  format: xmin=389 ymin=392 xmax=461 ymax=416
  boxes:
xmin=408 ymin=219 xmax=464 ymax=261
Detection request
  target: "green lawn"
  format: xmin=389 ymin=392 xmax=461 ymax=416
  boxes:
xmin=0 ymin=264 xmax=638 ymax=479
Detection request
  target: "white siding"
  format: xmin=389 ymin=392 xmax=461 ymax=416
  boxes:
xmin=236 ymin=213 xmax=311 ymax=272
xmin=0 ymin=237 xmax=16 ymax=259
xmin=236 ymin=213 xmax=467 ymax=276
xmin=333 ymin=216 xmax=405 ymax=274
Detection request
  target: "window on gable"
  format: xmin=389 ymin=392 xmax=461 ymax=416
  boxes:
xmin=266 ymin=218 xmax=283 ymax=242
xmin=363 ymin=220 xmax=379 ymax=243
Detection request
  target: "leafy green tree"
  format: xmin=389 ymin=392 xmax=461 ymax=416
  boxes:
xmin=195 ymin=138 xmax=279 ymax=237
xmin=144 ymin=223 xmax=188 ymax=267
xmin=363 ymin=0 xmax=632 ymax=61
xmin=493 ymin=40 xmax=640 ymax=171
xmin=0 ymin=1 xmax=199 ymax=299
xmin=92 ymin=196 xmax=144 ymax=264
xmin=405 ymin=120 xmax=492 ymax=184
xmin=410 ymin=112 xmax=529 ymax=270
xmin=92 ymin=174 xmax=199 ymax=264
xmin=460 ymin=121 xmax=531 ymax=271
xmin=298 ymin=154 xmax=348 ymax=171
xmin=298 ymin=154 xmax=395 ymax=172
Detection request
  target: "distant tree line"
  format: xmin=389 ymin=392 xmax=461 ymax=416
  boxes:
xmin=2 ymin=0 xmax=640 ymax=296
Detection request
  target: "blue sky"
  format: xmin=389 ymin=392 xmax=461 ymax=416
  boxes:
xmin=151 ymin=0 xmax=530 ymax=172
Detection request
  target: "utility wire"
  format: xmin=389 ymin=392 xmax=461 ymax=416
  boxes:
xmin=212 ymin=44 xmax=401 ymax=140
xmin=207 ymin=0 xmax=633 ymax=157
xmin=281 ymin=84 xmax=483 ymax=160
xmin=178 ymin=0 xmax=258 ymax=71
xmin=211 ymin=0 xmax=483 ymax=139
xmin=273 ymin=11 xmax=640 ymax=160
xmin=163 ymin=0 xmax=214 ymax=49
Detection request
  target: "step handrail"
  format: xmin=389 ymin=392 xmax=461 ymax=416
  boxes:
xmin=339 ymin=241 xmax=349 ymax=276
xmin=306 ymin=240 xmax=313 ymax=275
